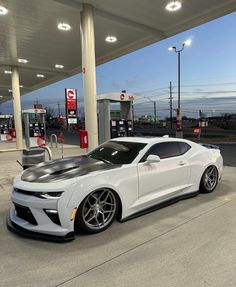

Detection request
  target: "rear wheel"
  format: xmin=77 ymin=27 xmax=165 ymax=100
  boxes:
xmin=199 ymin=165 xmax=218 ymax=193
xmin=75 ymin=188 xmax=119 ymax=234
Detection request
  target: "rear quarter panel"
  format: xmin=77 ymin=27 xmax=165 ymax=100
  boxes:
xmin=188 ymin=144 xmax=223 ymax=191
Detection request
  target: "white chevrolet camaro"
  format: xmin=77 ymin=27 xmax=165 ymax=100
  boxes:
xmin=8 ymin=137 xmax=223 ymax=241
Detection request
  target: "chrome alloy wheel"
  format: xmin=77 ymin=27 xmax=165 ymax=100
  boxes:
xmin=82 ymin=189 xmax=117 ymax=230
xmin=203 ymin=166 xmax=218 ymax=191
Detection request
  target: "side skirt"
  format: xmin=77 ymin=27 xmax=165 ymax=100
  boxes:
xmin=120 ymin=191 xmax=198 ymax=222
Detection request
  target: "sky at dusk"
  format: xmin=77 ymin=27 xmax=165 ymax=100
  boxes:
xmin=1 ymin=11 xmax=236 ymax=119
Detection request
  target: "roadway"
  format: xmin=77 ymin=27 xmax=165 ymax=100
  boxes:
xmin=217 ymin=143 xmax=236 ymax=167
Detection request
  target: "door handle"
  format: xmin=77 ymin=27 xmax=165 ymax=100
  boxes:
xmin=178 ymin=161 xmax=186 ymax=166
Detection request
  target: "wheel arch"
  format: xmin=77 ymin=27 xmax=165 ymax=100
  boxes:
xmin=198 ymin=164 xmax=219 ymax=192
xmin=74 ymin=186 xmax=123 ymax=231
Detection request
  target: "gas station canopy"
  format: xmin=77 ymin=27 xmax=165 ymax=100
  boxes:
xmin=0 ymin=0 xmax=236 ymax=102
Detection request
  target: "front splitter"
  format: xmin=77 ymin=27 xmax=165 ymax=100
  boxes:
xmin=7 ymin=213 xmax=75 ymax=243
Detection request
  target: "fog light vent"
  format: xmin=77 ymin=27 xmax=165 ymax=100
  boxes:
xmin=44 ymin=209 xmax=61 ymax=225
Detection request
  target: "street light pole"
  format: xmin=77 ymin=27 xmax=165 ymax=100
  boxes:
xmin=169 ymin=38 xmax=192 ymax=138
xmin=169 ymin=81 xmax=173 ymax=129
xmin=173 ymin=44 xmax=184 ymax=138
xmin=178 ymin=50 xmax=181 ymax=113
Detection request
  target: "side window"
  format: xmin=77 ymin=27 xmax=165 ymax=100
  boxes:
xmin=179 ymin=142 xmax=191 ymax=155
xmin=141 ymin=142 xmax=181 ymax=161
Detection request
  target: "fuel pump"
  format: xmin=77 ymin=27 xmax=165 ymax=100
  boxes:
xmin=110 ymin=120 xmax=127 ymax=138
xmin=21 ymin=109 xmax=47 ymax=169
xmin=22 ymin=108 xmax=46 ymax=148
xmin=126 ymin=120 xmax=133 ymax=136
xmin=97 ymin=92 xmax=136 ymax=143
xmin=0 ymin=115 xmax=13 ymax=141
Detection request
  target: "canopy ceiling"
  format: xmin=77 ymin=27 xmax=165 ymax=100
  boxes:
xmin=0 ymin=0 xmax=236 ymax=102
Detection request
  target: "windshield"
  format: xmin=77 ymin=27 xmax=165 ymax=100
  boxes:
xmin=88 ymin=141 xmax=147 ymax=164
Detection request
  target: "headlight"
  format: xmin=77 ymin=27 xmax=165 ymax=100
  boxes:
xmin=13 ymin=188 xmax=64 ymax=199
xmin=37 ymin=192 xmax=64 ymax=199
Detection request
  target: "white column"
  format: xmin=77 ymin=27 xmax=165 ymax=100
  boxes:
xmin=11 ymin=66 xmax=23 ymax=149
xmin=80 ymin=4 xmax=98 ymax=150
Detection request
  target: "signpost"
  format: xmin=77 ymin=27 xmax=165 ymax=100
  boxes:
xmin=65 ymin=88 xmax=78 ymax=126
xmin=193 ymin=127 xmax=201 ymax=141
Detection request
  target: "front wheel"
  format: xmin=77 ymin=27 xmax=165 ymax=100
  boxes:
xmin=75 ymin=188 xmax=119 ymax=234
xmin=199 ymin=165 xmax=218 ymax=193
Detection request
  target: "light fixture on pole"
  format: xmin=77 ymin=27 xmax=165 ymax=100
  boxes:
xmin=168 ymin=38 xmax=192 ymax=138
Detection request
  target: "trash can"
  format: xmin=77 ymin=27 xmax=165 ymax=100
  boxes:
xmin=22 ymin=147 xmax=45 ymax=169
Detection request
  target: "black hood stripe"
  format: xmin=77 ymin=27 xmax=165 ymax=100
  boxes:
xmin=21 ymin=156 xmax=121 ymax=183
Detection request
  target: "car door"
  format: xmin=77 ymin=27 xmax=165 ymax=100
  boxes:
xmin=137 ymin=141 xmax=191 ymax=205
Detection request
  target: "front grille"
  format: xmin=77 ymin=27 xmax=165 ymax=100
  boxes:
xmin=14 ymin=203 xmax=38 ymax=225
xmin=14 ymin=188 xmax=37 ymax=196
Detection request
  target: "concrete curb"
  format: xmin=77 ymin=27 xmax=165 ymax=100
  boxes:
xmin=0 ymin=149 xmax=21 ymax=153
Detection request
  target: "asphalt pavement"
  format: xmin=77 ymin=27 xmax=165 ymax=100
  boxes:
xmin=217 ymin=143 xmax=236 ymax=167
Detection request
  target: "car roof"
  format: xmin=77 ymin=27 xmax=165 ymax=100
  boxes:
xmin=111 ymin=136 xmax=195 ymax=145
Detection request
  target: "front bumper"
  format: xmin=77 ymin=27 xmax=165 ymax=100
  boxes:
xmin=7 ymin=184 xmax=77 ymax=242
xmin=7 ymin=213 xmax=74 ymax=242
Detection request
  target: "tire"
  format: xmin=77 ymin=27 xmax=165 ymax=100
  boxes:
xmin=199 ymin=165 xmax=218 ymax=193
xmin=75 ymin=188 xmax=119 ymax=234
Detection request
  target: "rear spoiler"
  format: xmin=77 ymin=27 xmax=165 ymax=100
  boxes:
xmin=200 ymin=143 xmax=220 ymax=150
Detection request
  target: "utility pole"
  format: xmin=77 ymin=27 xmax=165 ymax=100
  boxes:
xmin=57 ymin=103 xmax=61 ymax=116
xmin=154 ymin=101 xmax=157 ymax=125
xmin=169 ymin=81 xmax=173 ymax=129
xmin=131 ymin=99 xmax=135 ymax=134
xmin=145 ymin=97 xmax=157 ymax=125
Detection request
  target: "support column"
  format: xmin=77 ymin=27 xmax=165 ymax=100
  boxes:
xmin=98 ymin=100 xmax=111 ymax=144
xmin=11 ymin=66 xmax=23 ymax=149
xmin=80 ymin=4 xmax=98 ymax=150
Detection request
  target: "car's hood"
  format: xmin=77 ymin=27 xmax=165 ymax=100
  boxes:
xmin=21 ymin=156 xmax=121 ymax=183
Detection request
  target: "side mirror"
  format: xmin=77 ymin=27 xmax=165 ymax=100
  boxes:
xmin=146 ymin=154 xmax=161 ymax=163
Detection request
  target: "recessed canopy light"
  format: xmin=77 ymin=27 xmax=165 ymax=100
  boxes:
xmin=57 ymin=23 xmax=71 ymax=31
xmin=0 ymin=6 xmax=8 ymax=15
xmin=18 ymin=58 xmax=28 ymax=64
xmin=165 ymin=1 xmax=182 ymax=12
xmin=105 ymin=36 xmax=117 ymax=43
xmin=55 ymin=64 xmax=64 ymax=69
xmin=4 ymin=70 xmax=12 ymax=74
xmin=37 ymin=74 xmax=45 ymax=78
xmin=20 ymin=85 xmax=23 ymax=88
